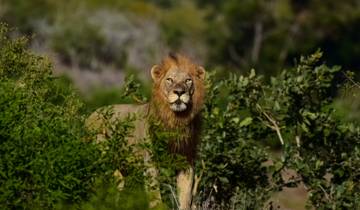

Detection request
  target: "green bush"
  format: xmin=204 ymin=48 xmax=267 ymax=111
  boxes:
xmin=0 ymin=24 xmax=102 ymax=209
xmin=196 ymin=51 xmax=360 ymax=209
xmin=0 ymin=24 xmax=152 ymax=209
xmin=333 ymin=80 xmax=360 ymax=124
xmin=56 ymin=182 xmax=150 ymax=210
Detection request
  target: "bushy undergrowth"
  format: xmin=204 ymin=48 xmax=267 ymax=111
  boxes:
xmin=56 ymin=183 xmax=149 ymax=210
xmin=197 ymin=51 xmax=360 ymax=209
xmin=0 ymin=24 xmax=101 ymax=209
xmin=0 ymin=24 xmax=151 ymax=210
xmin=1 ymin=23 xmax=360 ymax=210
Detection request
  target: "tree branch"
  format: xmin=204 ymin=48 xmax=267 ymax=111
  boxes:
xmin=251 ymin=20 xmax=263 ymax=63
xmin=192 ymin=160 xmax=205 ymax=197
xmin=343 ymin=72 xmax=360 ymax=89
xmin=256 ymin=104 xmax=284 ymax=145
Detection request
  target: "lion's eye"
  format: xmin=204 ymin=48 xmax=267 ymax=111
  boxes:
xmin=166 ymin=78 xmax=173 ymax=84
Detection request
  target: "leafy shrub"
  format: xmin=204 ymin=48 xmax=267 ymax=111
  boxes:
xmin=0 ymin=24 xmax=155 ymax=209
xmin=333 ymin=78 xmax=360 ymax=124
xmin=56 ymin=181 xmax=150 ymax=210
xmin=196 ymin=70 xmax=275 ymax=209
xmin=196 ymin=51 xmax=360 ymax=209
xmin=0 ymin=24 xmax=103 ymax=209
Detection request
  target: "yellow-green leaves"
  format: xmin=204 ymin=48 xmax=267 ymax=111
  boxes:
xmin=239 ymin=117 xmax=253 ymax=127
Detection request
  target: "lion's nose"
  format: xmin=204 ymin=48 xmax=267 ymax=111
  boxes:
xmin=173 ymin=89 xmax=185 ymax=96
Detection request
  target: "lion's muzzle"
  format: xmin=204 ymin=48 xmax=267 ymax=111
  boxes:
xmin=168 ymin=88 xmax=191 ymax=112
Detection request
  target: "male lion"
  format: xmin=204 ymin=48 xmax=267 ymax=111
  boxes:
xmin=86 ymin=53 xmax=205 ymax=210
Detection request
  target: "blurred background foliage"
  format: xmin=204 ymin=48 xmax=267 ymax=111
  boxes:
xmin=0 ymin=0 xmax=360 ymax=209
xmin=0 ymin=0 xmax=358 ymax=116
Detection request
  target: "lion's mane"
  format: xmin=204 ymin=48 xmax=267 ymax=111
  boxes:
xmin=149 ymin=53 xmax=205 ymax=163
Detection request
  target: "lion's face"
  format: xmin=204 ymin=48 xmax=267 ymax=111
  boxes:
xmin=161 ymin=67 xmax=194 ymax=112
xmin=151 ymin=53 xmax=205 ymax=113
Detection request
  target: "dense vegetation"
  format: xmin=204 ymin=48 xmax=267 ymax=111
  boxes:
xmin=198 ymin=53 xmax=360 ymax=209
xmin=1 ymin=21 xmax=360 ymax=210
xmin=0 ymin=24 xmax=148 ymax=210
xmin=0 ymin=24 xmax=99 ymax=209
xmin=1 ymin=0 xmax=360 ymax=209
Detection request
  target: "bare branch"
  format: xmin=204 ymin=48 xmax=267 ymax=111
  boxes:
xmin=192 ymin=160 xmax=205 ymax=197
xmin=256 ymin=104 xmax=284 ymax=145
xmin=164 ymin=183 xmax=180 ymax=209
xmin=295 ymin=135 xmax=300 ymax=147
xmin=251 ymin=20 xmax=263 ymax=63
xmin=343 ymin=72 xmax=360 ymax=89
xmin=228 ymin=45 xmax=247 ymax=67
xmin=132 ymin=95 xmax=146 ymax=104
xmin=318 ymin=184 xmax=331 ymax=201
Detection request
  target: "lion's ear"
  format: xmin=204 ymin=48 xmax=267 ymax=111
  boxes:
xmin=196 ymin=66 xmax=206 ymax=80
xmin=151 ymin=65 xmax=162 ymax=81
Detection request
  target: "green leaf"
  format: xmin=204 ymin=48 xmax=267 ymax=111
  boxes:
xmin=274 ymin=161 xmax=283 ymax=171
xmin=301 ymin=123 xmax=309 ymax=133
xmin=231 ymin=117 xmax=240 ymax=123
xmin=240 ymin=117 xmax=253 ymax=127
xmin=219 ymin=177 xmax=229 ymax=184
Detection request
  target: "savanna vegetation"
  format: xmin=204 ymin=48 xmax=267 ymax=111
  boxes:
xmin=1 ymin=0 xmax=360 ymax=209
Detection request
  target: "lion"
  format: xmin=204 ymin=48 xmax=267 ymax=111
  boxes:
xmin=85 ymin=53 xmax=206 ymax=210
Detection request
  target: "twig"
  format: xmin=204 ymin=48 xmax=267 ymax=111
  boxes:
xmin=164 ymin=183 xmax=180 ymax=209
xmin=203 ymin=187 xmax=214 ymax=210
xmin=343 ymin=72 xmax=360 ymax=89
xmin=132 ymin=95 xmax=145 ymax=104
xmin=192 ymin=161 xmax=205 ymax=197
xmin=319 ymin=184 xmax=331 ymax=201
xmin=257 ymin=104 xmax=284 ymax=145
xmin=295 ymin=135 xmax=301 ymax=147
xmin=251 ymin=20 xmax=263 ymax=63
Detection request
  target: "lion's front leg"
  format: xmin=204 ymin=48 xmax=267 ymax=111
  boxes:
xmin=177 ymin=167 xmax=195 ymax=210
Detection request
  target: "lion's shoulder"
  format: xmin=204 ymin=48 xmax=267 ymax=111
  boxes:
xmin=85 ymin=103 xmax=149 ymax=136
